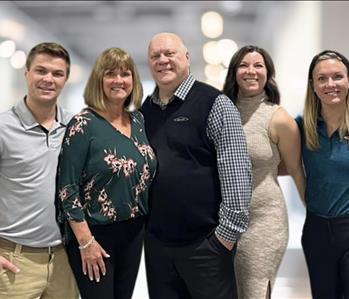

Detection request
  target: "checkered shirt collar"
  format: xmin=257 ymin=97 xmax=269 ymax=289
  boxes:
xmin=150 ymin=74 xmax=195 ymax=105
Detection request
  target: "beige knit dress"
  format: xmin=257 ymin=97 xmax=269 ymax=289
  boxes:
xmin=235 ymin=92 xmax=288 ymax=299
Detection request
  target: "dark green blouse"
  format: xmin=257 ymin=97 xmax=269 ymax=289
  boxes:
xmin=57 ymin=108 xmax=157 ymax=227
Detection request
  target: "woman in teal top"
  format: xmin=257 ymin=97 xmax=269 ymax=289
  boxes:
xmin=56 ymin=48 xmax=157 ymax=299
xmin=297 ymin=50 xmax=349 ymax=299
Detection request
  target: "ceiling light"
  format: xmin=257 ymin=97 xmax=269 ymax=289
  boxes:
xmin=203 ymin=41 xmax=221 ymax=65
xmin=201 ymin=11 xmax=223 ymax=38
xmin=10 ymin=50 xmax=26 ymax=69
xmin=217 ymin=39 xmax=238 ymax=67
xmin=219 ymin=68 xmax=228 ymax=86
xmin=0 ymin=40 xmax=16 ymax=58
xmin=205 ymin=78 xmax=222 ymax=90
xmin=204 ymin=64 xmax=224 ymax=81
xmin=0 ymin=20 xmax=25 ymax=41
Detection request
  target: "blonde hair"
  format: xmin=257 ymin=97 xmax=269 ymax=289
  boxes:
xmin=304 ymin=50 xmax=349 ymax=150
xmin=84 ymin=47 xmax=143 ymax=111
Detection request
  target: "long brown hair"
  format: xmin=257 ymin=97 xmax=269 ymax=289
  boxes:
xmin=223 ymin=45 xmax=280 ymax=105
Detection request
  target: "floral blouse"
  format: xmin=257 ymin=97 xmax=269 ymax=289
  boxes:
xmin=56 ymin=108 xmax=157 ymax=229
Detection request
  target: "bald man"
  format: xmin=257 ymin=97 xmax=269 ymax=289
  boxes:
xmin=141 ymin=32 xmax=252 ymax=299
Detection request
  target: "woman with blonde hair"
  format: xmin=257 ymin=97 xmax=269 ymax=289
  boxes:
xmin=297 ymin=50 xmax=349 ymax=299
xmin=56 ymin=47 xmax=157 ymax=299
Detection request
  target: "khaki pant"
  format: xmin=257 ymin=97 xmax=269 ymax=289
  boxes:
xmin=0 ymin=238 xmax=79 ymax=299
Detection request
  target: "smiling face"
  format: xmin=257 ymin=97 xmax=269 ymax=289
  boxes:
xmin=312 ymin=58 xmax=349 ymax=108
xmin=102 ymin=67 xmax=133 ymax=105
xmin=236 ymin=51 xmax=267 ymax=97
xmin=148 ymin=33 xmax=190 ymax=93
xmin=25 ymin=53 xmax=68 ymax=106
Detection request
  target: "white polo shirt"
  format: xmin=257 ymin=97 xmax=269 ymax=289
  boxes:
xmin=0 ymin=98 xmax=72 ymax=247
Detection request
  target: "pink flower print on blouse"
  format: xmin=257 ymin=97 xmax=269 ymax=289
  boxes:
xmin=129 ymin=205 xmax=139 ymax=218
xmin=58 ymin=186 xmax=69 ymax=202
xmin=98 ymin=188 xmax=117 ymax=221
xmin=122 ymin=159 xmax=137 ymax=177
xmin=134 ymin=141 xmax=156 ymax=160
xmin=104 ymin=149 xmax=137 ymax=177
xmin=72 ymin=197 xmax=83 ymax=209
xmin=65 ymin=111 xmax=91 ymax=145
xmin=135 ymin=164 xmax=150 ymax=197
xmin=84 ymin=178 xmax=95 ymax=203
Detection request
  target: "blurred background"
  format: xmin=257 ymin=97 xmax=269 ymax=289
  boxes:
xmin=1 ymin=1 xmax=349 ymax=298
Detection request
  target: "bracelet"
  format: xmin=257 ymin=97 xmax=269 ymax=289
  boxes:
xmin=78 ymin=236 xmax=95 ymax=250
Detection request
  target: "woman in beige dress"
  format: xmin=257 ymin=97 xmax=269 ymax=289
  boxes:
xmin=223 ymin=45 xmax=305 ymax=299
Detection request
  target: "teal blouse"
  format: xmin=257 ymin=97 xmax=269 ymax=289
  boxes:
xmin=57 ymin=108 xmax=157 ymax=228
xmin=296 ymin=116 xmax=349 ymax=217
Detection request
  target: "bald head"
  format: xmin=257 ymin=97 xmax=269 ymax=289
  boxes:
xmin=147 ymin=32 xmax=190 ymax=96
xmin=148 ymin=32 xmax=187 ymax=53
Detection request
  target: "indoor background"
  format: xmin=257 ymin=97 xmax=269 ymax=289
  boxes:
xmin=1 ymin=1 xmax=348 ymax=298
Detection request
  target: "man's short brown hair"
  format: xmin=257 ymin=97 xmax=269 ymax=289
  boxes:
xmin=26 ymin=42 xmax=71 ymax=78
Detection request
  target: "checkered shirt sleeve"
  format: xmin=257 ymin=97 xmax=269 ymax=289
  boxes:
xmin=207 ymin=94 xmax=252 ymax=243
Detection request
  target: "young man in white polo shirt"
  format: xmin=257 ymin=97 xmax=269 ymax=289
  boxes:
xmin=0 ymin=42 xmax=78 ymax=298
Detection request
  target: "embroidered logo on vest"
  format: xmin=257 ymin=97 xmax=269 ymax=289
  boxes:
xmin=173 ymin=116 xmax=189 ymax=122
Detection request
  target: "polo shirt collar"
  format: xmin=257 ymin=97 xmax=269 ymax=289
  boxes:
xmin=13 ymin=97 xmax=69 ymax=131
xmin=150 ymin=74 xmax=195 ymax=105
xmin=317 ymin=115 xmax=341 ymax=138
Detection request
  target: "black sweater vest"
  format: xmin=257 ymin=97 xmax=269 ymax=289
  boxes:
xmin=141 ymin=81 xmax=223 ymax=244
